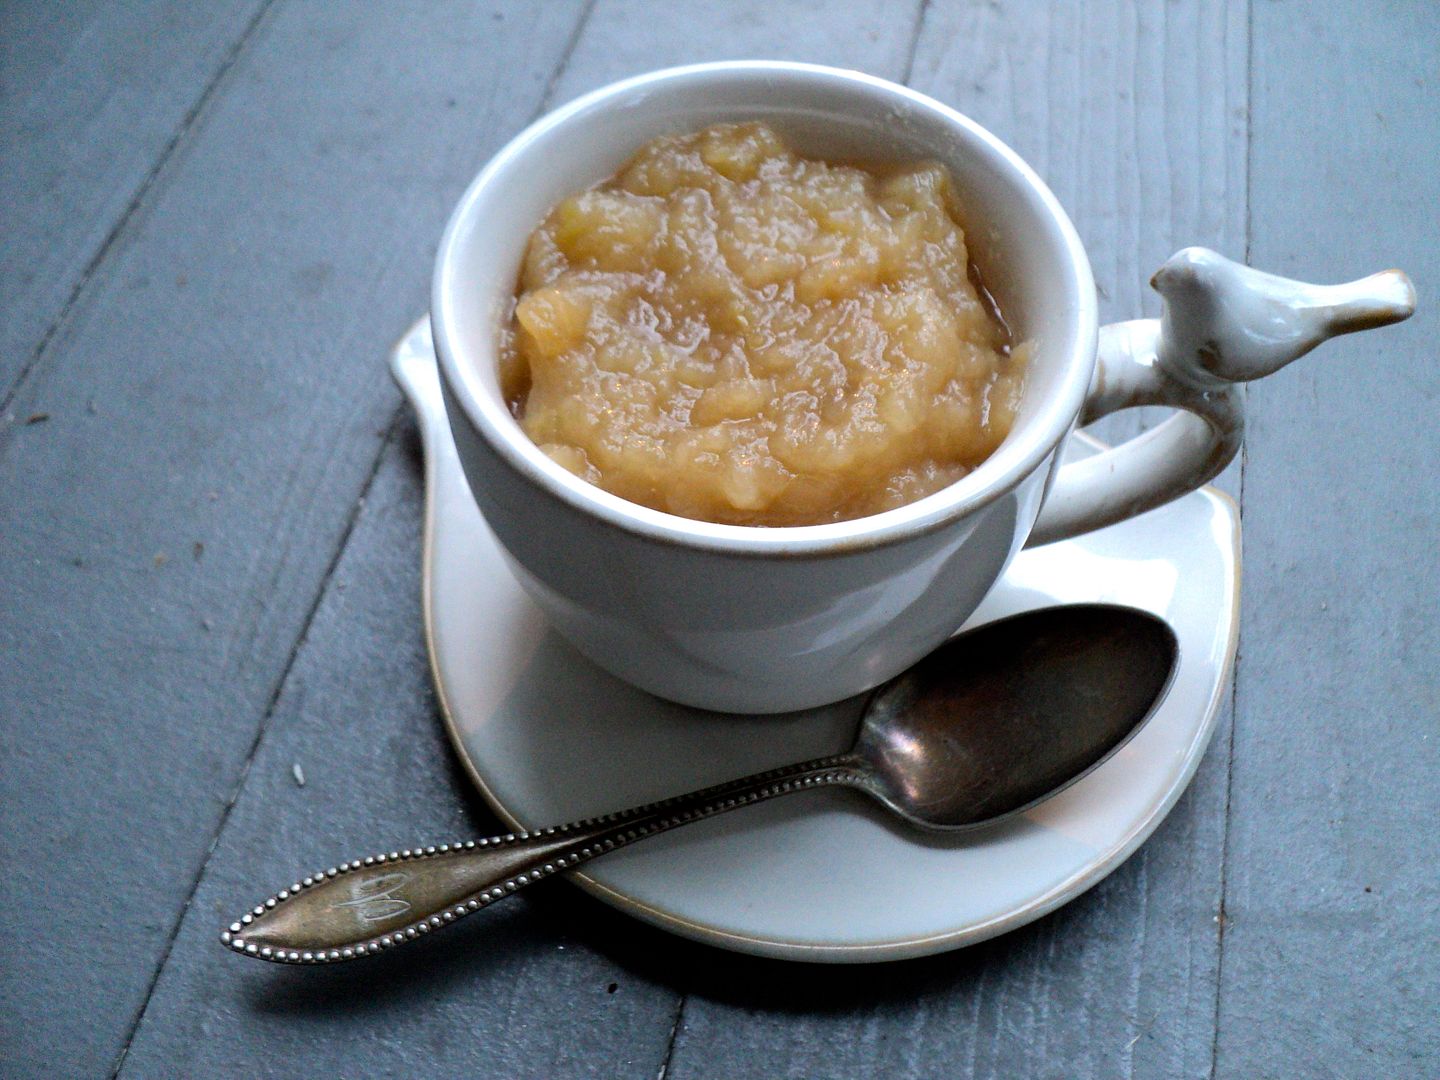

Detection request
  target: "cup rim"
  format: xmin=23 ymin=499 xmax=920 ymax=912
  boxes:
xmin=432 ymin=60 xmax=1097 ymax=556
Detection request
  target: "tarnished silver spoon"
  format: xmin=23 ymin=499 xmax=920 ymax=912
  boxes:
xmin=222 ymin=604 xmax=1176 ymax=964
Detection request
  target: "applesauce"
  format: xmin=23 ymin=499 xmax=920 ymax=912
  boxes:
xmin=499 ymin=122 xmax=1028 ymax=526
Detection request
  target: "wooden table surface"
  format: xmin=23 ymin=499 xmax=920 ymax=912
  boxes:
xmin=3 ymin=3 xmax=1435 ymax=1077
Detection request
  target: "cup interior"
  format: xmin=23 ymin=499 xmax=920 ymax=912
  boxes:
xmin=433 ymin=62 xmax=1096 ymax=548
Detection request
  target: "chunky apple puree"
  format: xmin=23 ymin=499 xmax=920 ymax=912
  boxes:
xmin=500 ymin=122 xmax=1028 ymax=526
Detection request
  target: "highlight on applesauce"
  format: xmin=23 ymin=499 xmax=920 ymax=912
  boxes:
xmin=498 ymin=122 xmax=1029 ymax=527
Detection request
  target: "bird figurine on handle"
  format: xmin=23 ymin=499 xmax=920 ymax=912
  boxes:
xmin=1150 ymin=247 xmax=1416 ymax=384
xmin=1027 ymin=250 xmax=1414 ymax=545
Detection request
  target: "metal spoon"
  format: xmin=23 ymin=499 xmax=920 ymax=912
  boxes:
xmin=222 ymin=604 xmax=1177 ymax=964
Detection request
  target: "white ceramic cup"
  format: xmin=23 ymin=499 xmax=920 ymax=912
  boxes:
xmin=431 ymin=61 xmax=1413 ymax=713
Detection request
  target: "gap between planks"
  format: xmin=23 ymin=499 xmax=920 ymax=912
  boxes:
xmin=0 ymin=0 xmax=279 ymax=421
xmin=1208 ymin=1 xmax=1254 ymax=1075
xmin=110 ymin=408 xmax=406 ymax=1078
xmin=108 ymin=4 xmax=603 ymax=1073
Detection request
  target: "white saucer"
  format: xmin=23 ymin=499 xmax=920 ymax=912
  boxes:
xmin=393 ymin=319 xmax=1240 ymax=963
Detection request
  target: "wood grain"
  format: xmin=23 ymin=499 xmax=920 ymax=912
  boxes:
xmin=1218 ymin=4 xmax=1439 ymax=1075
xmin=0 ymin=1 xmax=268 ymax=400
xmin=0 ymin=3 xmax=587 ymax=1075
xmin=544 ymin=0 xmax=923 ymax=104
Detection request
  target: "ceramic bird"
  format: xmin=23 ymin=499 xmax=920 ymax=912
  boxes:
xmin=1150 ymin=247 xmax=1416 ymax=384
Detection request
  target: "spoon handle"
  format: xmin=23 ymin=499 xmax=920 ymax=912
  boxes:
xmin=222 ymin=754 xmax=866 ymax=964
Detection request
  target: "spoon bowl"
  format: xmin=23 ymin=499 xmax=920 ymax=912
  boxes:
xmin=223 ymin=604 xmax=1177 ymax=964
xmin=858 ymin=604 xmax=1177 ymax=829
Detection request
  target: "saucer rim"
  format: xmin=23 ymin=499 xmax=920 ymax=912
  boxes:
xmin=418 ymin=392 xmax=1241 ymax=960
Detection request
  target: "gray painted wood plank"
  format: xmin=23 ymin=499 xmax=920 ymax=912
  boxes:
xmin=665 ymin=4 xmax=1246 ymax=1078
xmin=912 ymin=1 xmax=1248 ymax=329
xmin=1218 ymin=4 xmax=1439 ymax=1075
xmin=0 ymin=3 xmax=588 ymax=1075
xmin=0 ymin=0 xmax=268 ymax=399
xmin=543 ymin=0 xmax=923 ymax=105
xmin=116 ymin=436 xmax=680 ymax=1079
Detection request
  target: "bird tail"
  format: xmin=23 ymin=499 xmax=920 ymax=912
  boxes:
xmin=1312 ymin=270 xmax=1416 ymax=336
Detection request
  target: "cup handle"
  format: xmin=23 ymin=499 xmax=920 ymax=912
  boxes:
xmin=1027 ymin=248 xmax=1414 ymax=547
